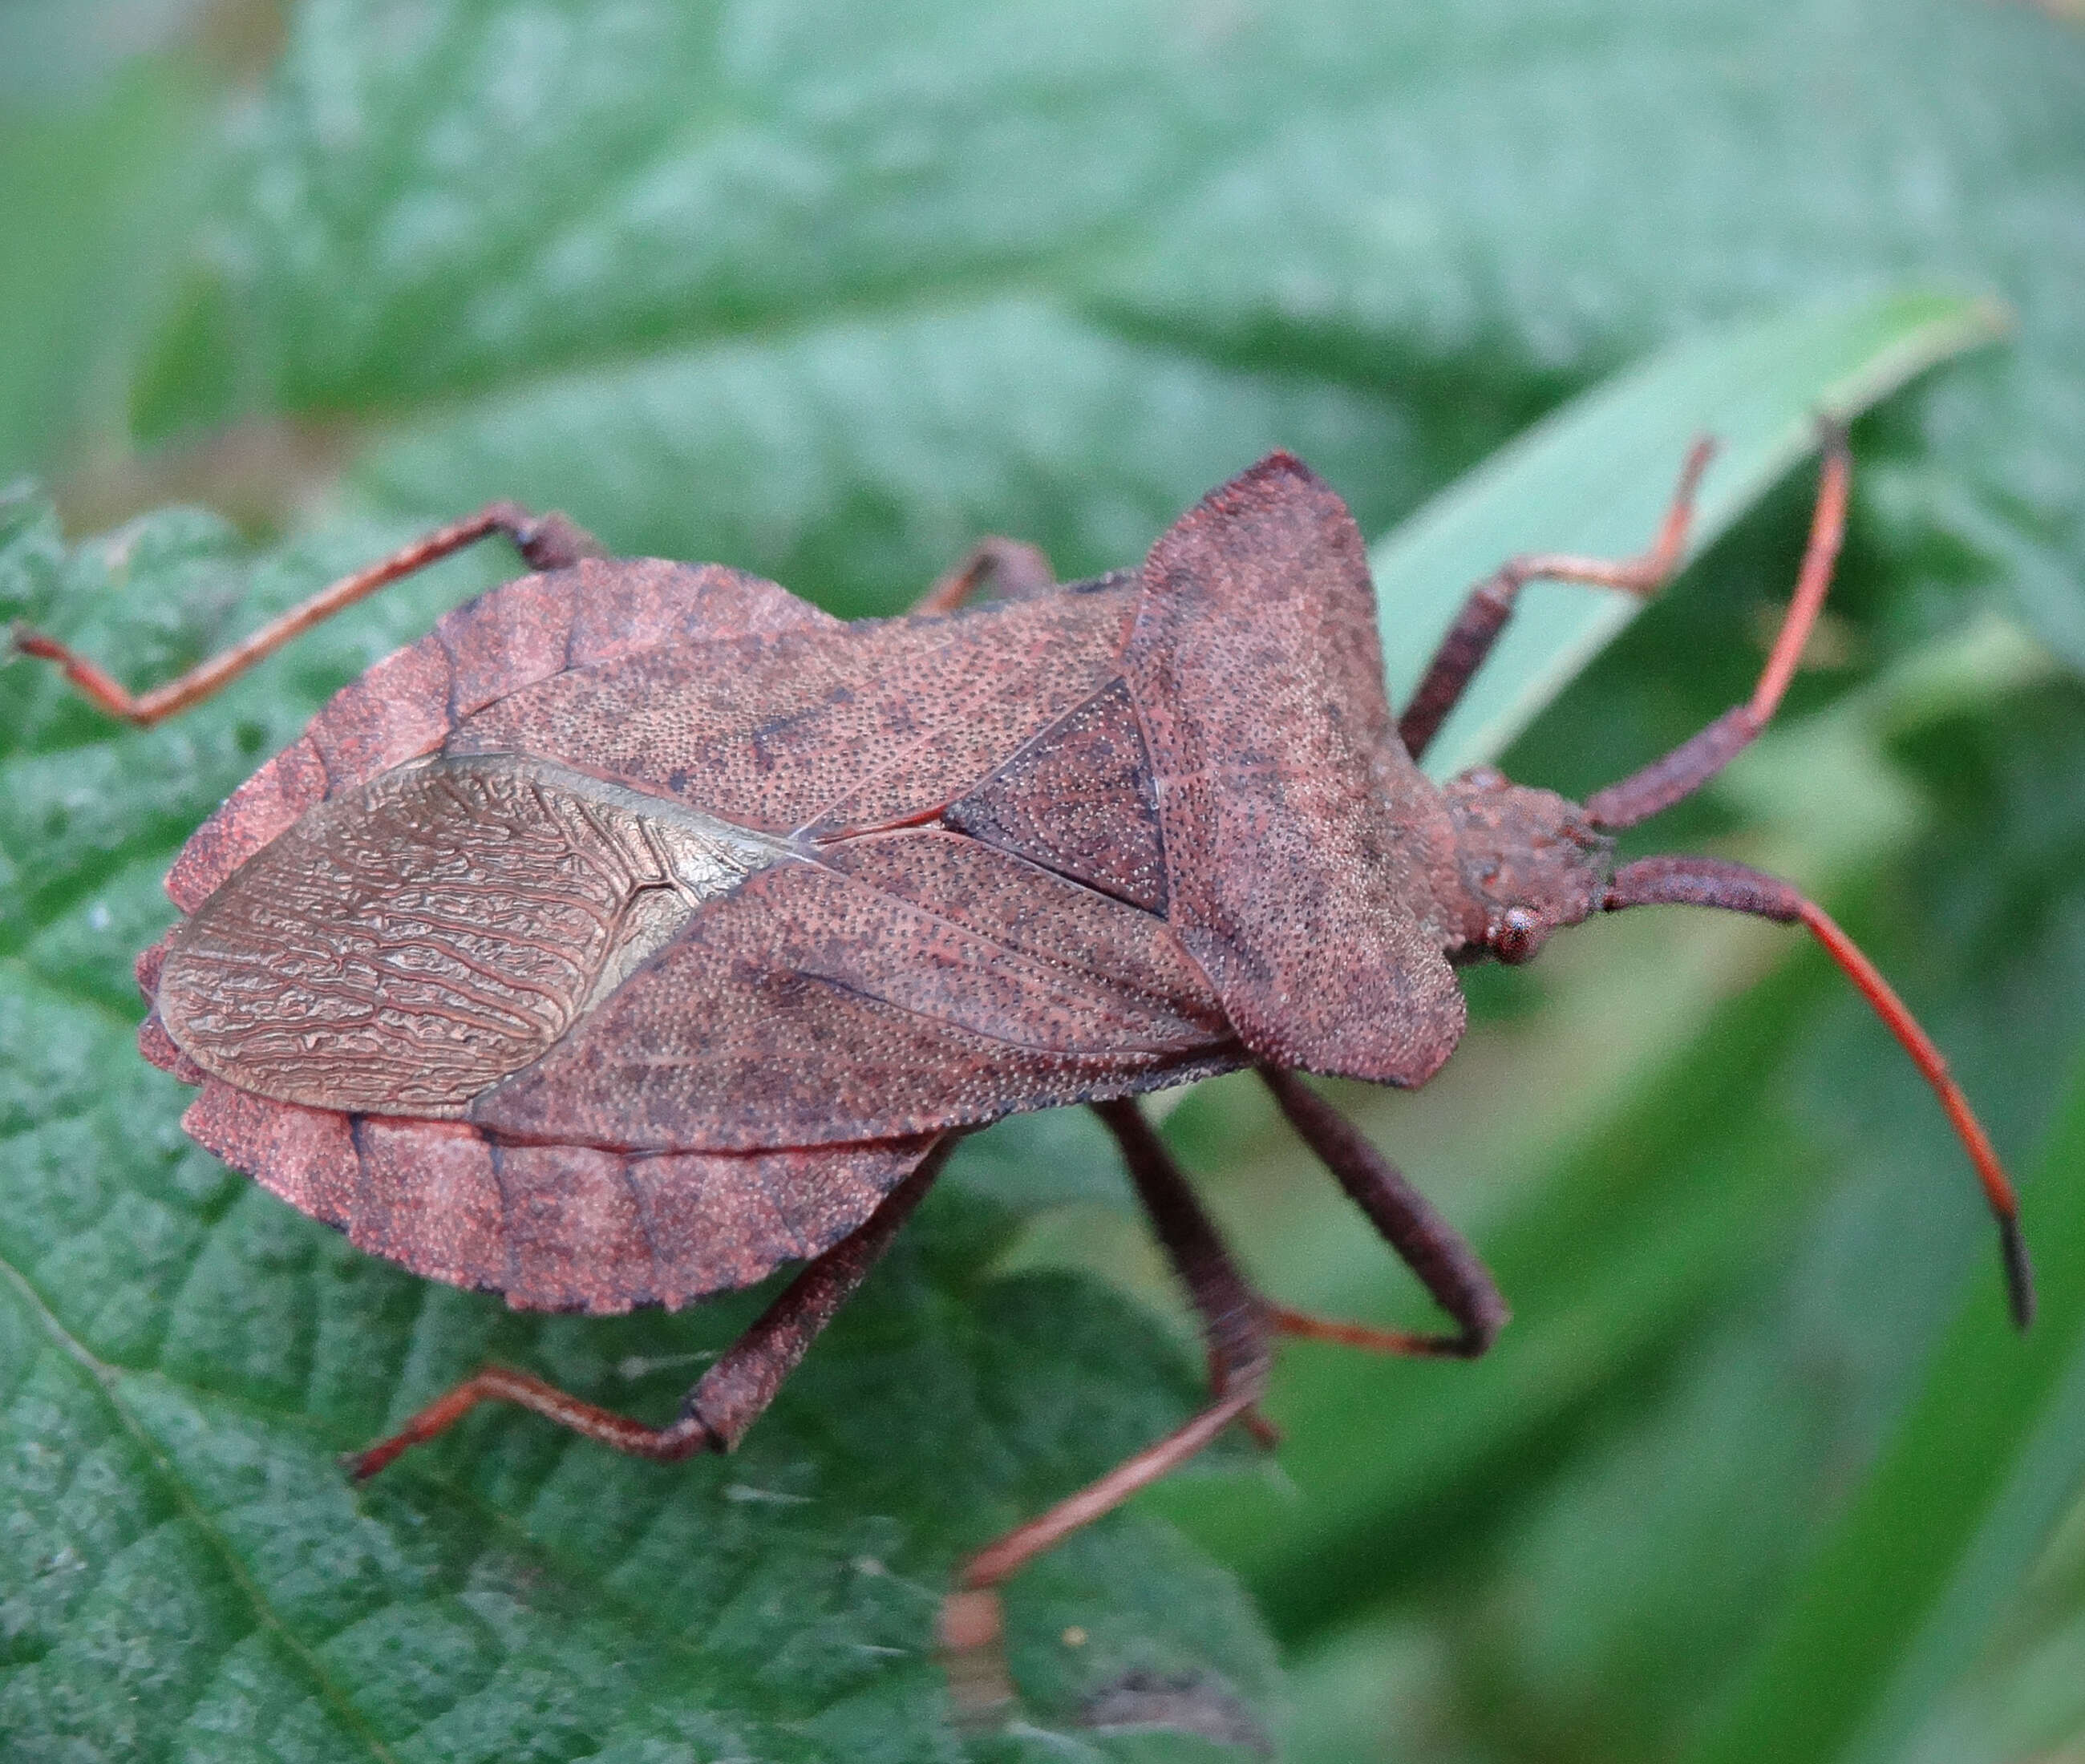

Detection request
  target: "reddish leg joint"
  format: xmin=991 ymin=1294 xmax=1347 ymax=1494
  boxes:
xmin=1269 ymin=1303 xmax=1486 ymax=1359
xmin=1604 ymin=854 xmax=2032 ymax=1328
xmin=1259 ymin=1066 xmax=1510 ymax=1356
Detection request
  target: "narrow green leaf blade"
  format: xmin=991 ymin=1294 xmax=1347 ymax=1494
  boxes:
xmin=1374 ymin=291 xmax=2006 ymax=777
xmin=1683 ymin=1046 xmax=2085 ymax=1764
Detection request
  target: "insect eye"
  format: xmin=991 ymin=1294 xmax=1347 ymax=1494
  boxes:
xmin=1494 ymin=907 xmax=1540 ymax=965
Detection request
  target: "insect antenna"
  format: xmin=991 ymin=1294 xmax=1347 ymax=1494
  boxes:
xmin=1600 ymin=855 xmax=2030 ymax=1327
xmin=1561 ymin=429 xmax=2030 ymax=1327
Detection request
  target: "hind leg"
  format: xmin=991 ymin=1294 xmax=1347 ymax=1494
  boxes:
xmin=346 ymin=1140 xmax=952 ymax=1478
xmin=14 ymin=503 xmax=604 ymax=726
xmin=941 ymin=1100 xmax=1275 ymax=1708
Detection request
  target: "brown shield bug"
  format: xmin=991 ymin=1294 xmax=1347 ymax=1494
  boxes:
xmin=12 ymin=434 xmax=2030 ymax=1669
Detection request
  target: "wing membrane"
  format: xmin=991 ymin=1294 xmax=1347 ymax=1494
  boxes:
xmin=157 ymin=755 xmax=787 ymax=1114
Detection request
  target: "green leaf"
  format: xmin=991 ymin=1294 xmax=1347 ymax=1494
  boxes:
xmin=1682 ymin=1048 xmax=2085 ymax=1764
xmin=153 ymin=0 xmax=1237 ymax=413
xmin=0 ymin=299 xmax=1999 ymax=1754
xmin=0 ymin=297 xmax=2012 ymax=1764
xmin=1091 ymin=0 xmax=2085 ymax=667
xmin=128 ymin=0 xmax=2085 ymax=672
xmin=354 ymin=298 xmax=1422 ymax=618
xmin=1370 ymin=293 xmax=2006 ymax=777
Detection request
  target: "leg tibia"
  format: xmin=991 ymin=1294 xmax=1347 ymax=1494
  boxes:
xmin=347 ymin=1140 xmax=951 ymax=1479
xmin=1398 ymin=438 xmax=1714 ymax=761
xmin=344 ymin=1367 xmax=711 ymax=1480
xmin=14 ymin=501 xmax=605 ymax=726
xmin=1261 ymin=1067 xmax=1509 ymax=1355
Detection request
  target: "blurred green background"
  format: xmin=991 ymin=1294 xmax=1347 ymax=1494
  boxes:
xmin=4 ymin=2 xmax=2085 ymax=1760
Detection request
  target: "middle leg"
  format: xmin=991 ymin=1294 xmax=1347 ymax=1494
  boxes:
xmin=1259 ymin=1067 xmax=1510 ymax=1358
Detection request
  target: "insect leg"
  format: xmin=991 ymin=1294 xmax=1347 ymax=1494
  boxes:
xmin=910 ymin=536 xmax=1057 ymax=615
xmin=344 ymin=1139 xmax=952 ymax=1480
xmin=1090 ymin=1098 xmax=1274 ymax=1407
xmin=1397 ymin=437 xmax=1715 ymax=761
xmin=1585 ymin=427 xmax=1851 ymax=829
xmin=1603 ymin=854 xmax=2033 ymax=1329
xmin=682 ymin=1137 xmax=955 ymax=1448
xmin=342 ymin=1365 xmax=711 ymax=1479
xmin=12 ymin=500 xmax=605 ymax=726
xmin=940 ymin=1102 xmax=1275 ymax=1695
xmin=1259 ymin=1066 xmax=1511 ymax=1357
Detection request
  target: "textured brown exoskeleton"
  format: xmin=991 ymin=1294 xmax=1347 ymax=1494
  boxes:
xmin=14 ymin=440 xmax=2030 ymax=1686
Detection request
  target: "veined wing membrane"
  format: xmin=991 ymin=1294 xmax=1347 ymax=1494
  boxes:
xmin=156 ymin=755 xmax=792 ymax=1115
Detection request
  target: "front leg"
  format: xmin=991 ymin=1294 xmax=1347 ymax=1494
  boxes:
xmin=1396 ymin=438 xmax=1714 ymax=762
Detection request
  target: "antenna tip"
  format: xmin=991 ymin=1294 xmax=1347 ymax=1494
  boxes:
xmin=2000 ymin=1212 xmax=2036 ymax=1332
